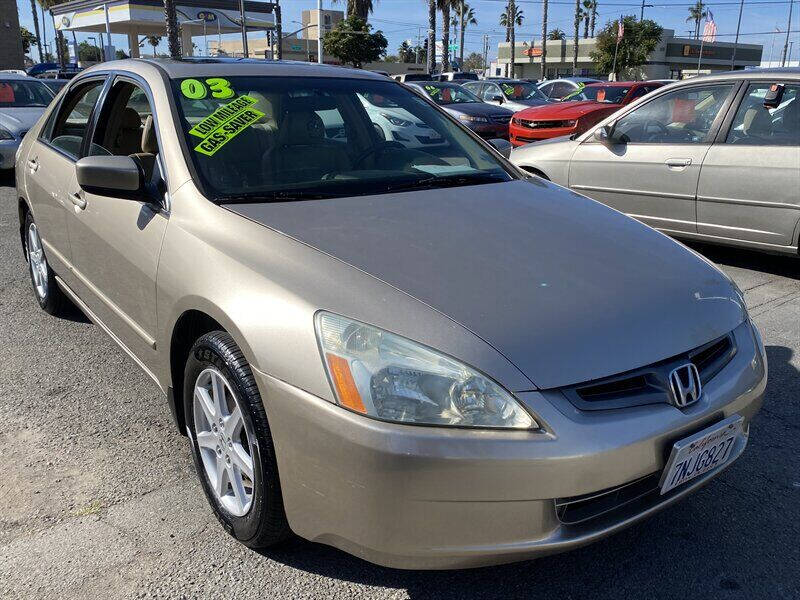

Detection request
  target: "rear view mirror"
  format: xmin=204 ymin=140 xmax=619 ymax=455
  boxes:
xmin=490 ymin=94 xmax=504 ymax=103
xmin=76 ymin=156 xmax=143 ymax=196
xmin=763 ymin=83 xmax=785 ymax=108
xmin=487 ymin=138 xmax=512 ymax=158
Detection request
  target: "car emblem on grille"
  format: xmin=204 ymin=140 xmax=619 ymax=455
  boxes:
xmin=668 ymin=363 xmax=702 ymax=407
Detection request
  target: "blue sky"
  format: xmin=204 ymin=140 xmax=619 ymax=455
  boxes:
xmin=15 ymin=0 xmax=800 ymax=64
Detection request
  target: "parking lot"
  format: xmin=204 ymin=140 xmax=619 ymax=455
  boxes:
xmin=0 ymin=173 xmax=798 ymax=599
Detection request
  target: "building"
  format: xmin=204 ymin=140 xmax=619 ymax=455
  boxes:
xmin=301 ymin=9 xmax=342 ymax=41
xmin=497 ymin=29 xmax=763 ymax=80
xmin=1 ymin=0 xmax=26 ymax=70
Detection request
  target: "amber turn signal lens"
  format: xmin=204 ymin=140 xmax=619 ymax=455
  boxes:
xmin=325 ymin=353 xmax=367 ymax=414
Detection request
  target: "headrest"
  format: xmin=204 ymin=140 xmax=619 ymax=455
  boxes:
xmin=742 ymin=107 xmax=772 ymax=136
xmin=247 ymin=91 xmax=278 ymax=125
xmin=282 ymin=110 xmax=325 ymax=143
xmin=141 ymin=115 xmax=158 ymax=154
xmin=284 ymin=93 xmax=338 ymax=112
xmin=120 ymin=107 xmax=142 ymax=130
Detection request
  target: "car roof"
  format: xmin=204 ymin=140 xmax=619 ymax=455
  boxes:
xmin=676 ymin=67 xmax=800 ymax=83
xmin=80 ymin=57 xmax=390 ymax=81
xmin=0 ymin=73 xmax=35 ymax=80
xmin=583 ymin=81 xmax=648 ymax=87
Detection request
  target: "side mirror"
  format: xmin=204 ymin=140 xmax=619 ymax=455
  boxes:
xmin=593 ymin=125 xmax=618 ymax=145
xmin=490 ymin=94 xmax=504 ymax=103
xmin=488 ymin=138 xmax=512 ymax=158
xmin=76 ymin=155 xmax=143 ymax=196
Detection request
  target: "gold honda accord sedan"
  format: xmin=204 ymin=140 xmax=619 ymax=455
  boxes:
xmin=15 ymin=58 xmax=766 ymax=569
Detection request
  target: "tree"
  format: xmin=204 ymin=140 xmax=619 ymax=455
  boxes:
xmin=324 ymin=15 xmax=387 ymax=68
xmin=426 ymin=0 xmax=436 ymax=74
xmin=589 ymin=0 xmax=598 ymax=37
xmin=548 ymin=28 xmax=566 ymax=40
xmin=78 ymin=40 xmax=102 ymax=62
xmin=686 ymin=1 xmax=707 ymax=39
xmin=438 ymin=0 xmax=452 ymax=72
xmin=163 ymin=0 xmax=181 ymax=58
xmin=499 ymin=3 xmax=523 ymax=42
xmin=398 ymin=40 xmax=414 ymax=62
xmin=572 ymin=0 xmax=580 ymax=74
xmin=541 ymin=0 xmax=548 ymax=79
xmin=582 ymin=0 xmax=597 ymax=38
xmin=332 ymin=0 xmax=375 ymax=21
xmin=29 ymin=0 xmax=43 ymax=62
xmin=590 ymin=16 xmax=662 ymax=78
xmin=455 ymin=2 xmax=476 ymax=66
xmin=115 ymin=49 xmax=129 ymax=59
xmin=462 ymin=51 xmax=484 ymax=71
xmin=20 ymin=26 xmax=37 ymax=55
xmin=145 ymin=35 xmax=162 ymax=57
xmin=499 ymin=2 xmax=522 ymax=77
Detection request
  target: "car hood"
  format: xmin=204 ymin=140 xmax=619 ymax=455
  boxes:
xmin=442 ymin=103 xmax=513 ymax=118
xmin=0 ymin=107 xmax=46 ymax=134
xmin=227 ymin=180 xmax=745 ymax=389
xmin=517 ymin=100 xmax=616 ymax=119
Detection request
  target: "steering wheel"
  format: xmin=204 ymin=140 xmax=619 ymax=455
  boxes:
xmin=643 ymin=119 xmax=669 ymax=140
xmin=352 ymin=141 xmax=405 ymax=169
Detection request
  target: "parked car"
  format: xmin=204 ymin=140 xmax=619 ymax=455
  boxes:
xmin=512 ymin=68 xmax=800 ymax=255
xmin=392 ymin=73 xmax=431 ymax=83
xmin=406 ymin=81 xmax=513 ymax=138
xmin=41 ymin=79 xmax=70 ymax=94
xmin=462 ymin=79 xmax=551 ymax=112
xmin=537 ymin=77 xmax=602 ymax=100
xmin=16 ymin=58 xmax=765 ymax=570
xmin=0 ymin=74 xmax=55 ymax=170
xmin=358 ymin=90 xmax=446 ymax=148
xmin=509 ymin=81 xmax=665 ymax=146
xmin=434 ymin=71 xmax=480 ymax=82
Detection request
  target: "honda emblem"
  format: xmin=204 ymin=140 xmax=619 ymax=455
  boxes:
xmin=668 ymin=364 xmax=702 ymax=408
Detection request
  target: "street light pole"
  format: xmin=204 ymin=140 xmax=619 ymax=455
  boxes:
xmin=780 ymin=0 xmax=794 ymax=67
xmin=239 ymin=0 xmax=249 ymax=57
xmin=317 ymin=0 xmax=323 ymax=64
xmin=102 ymin=2 xmax=113 ymax=60
xmin=730 ymin=0 xmax=745 ymax=69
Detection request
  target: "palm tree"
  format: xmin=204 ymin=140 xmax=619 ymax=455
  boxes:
xmin=589 ymin=0 xmax=598 ymax=37
xmin=508 ymin=0 xmax=516 ymax=77
xmin=163 ymin=0 xmax=181 ymax=58
xmin=427 ymin=0 xmax=436 ymax=73
xmin=548 ymin=28 xmax=566 ymax=40
xmin=333 ymin=0 xmax=375 ymax=21
xmin=146 ymin=35 xmax=162 ymax=57
xmin=29 ymin=0 xmax=43 ymax=62
xmin=572 ymin=0 xmax=580 ymax=74
xmin=437 ymin=0 xmax=452 ymax=72
xmin=686 ymin=1 xmax=707 ymax=39
xmin=582 ymin=0 xmax=596 ymax=38
xmin=499 ymin=2 xmax=522 ymax=77
xmin=499 ymin=4 xmax=523 ymax=42
xmin=455 ymin=2 xmax=476 ymax=66
xmin=541 ymin=0 xmax=548 ymax=79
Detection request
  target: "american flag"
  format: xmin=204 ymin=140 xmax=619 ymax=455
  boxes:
xmin=702 ymin=10 xmax=717 ymax=43
xmin=617 ymin=16 xmax=624 ymax=42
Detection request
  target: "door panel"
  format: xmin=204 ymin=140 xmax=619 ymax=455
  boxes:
xmin=697 ymin=83 xmax=800 ymax=247
xmin=569 ymin=82 xmax=736 ymax=234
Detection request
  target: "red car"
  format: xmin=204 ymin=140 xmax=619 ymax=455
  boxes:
xmin=509 ymin=81 xmax=666 ymax=146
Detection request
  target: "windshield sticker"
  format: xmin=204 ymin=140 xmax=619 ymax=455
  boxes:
xmin=181 ymin=77 xmax=236 ymax=100
xmin=501 ymin=84 xmax=515 ymax=96
xmin=424 ymin=85 xmax=441 ymax=97
xmin=189 ymin=95 xmax=259 ymax=138
xmin=193 ymin=106 xmax=265 ymax=156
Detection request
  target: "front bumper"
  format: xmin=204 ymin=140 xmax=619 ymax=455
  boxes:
xmin=510 ymin=124 xmax=576 ymax=146
xmin=255 ymin=320 xmax=766 ymax=569
xmin=0 ymin=139 xmax=21 ymax=170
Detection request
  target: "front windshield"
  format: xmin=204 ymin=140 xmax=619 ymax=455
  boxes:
xmin=0 ymin=80 xmax=54 ymax=107
xmin=564 ymin=85 xmax=630 ymax=103
xmin=172 ymin=76 xmax=512 ymax=201
xmin=419 ymin=84 xmax=482 ymax=105
xmin=499 ymin=82 xmax=546 ymax=101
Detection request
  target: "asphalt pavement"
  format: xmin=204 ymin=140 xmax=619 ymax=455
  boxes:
xmin=1 ymin=174 xmax=798 ymax=599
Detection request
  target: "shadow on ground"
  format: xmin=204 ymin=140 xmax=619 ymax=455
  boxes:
xmin=687 ymin=242 xmax=799 ymax=280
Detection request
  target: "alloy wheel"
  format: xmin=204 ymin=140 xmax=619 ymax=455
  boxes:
xmin=27 ymin=222 xmax=48 ymax=300
xmin=192 ymin=368 xmax=256 ymax=517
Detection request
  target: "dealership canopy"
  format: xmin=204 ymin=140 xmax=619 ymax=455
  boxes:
xmin=51 ymin=0 xmax=276 ymax=58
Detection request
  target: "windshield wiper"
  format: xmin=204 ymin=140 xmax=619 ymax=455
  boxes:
xmin=217 ymin=190 xmax=349 ymax=205
xmin=385 ymin=172 xmax=508 ymax=193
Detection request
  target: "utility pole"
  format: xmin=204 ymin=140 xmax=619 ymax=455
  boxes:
xmin=317 ymin=0 xmax=323 ymax=64
xmin=639 ymin=0 xmax=653 ymax=20
xmin=780 ymin=0 xmax=794 ymax=66
xmin=509 ymin=0 xmax=516 ymax=78
xmin=238 ymin=0 xmax=249 ymax=57
xmin=275 ymin=1 xmax=283 ymax=60
xmin=483 ymin=33 xmax=489 ymax=72
xmin=416 ymin=28 xmax=421 ymax=64
xmin=731 ymin=0 xmax=745 ymax=69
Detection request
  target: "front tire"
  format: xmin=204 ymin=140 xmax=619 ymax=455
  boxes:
xmin=24 ymin=212 xmax=69 ymax=315
xmin=184 ymin=331 xmax=290 ymax=548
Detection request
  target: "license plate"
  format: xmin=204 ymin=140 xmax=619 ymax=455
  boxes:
xmin=659 ymin=415 xmax=744 ymax=495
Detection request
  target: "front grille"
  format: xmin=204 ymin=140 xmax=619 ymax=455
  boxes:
xmin=415 ymin=135 xmax=442 ymax=144
xmin=556 ymin=473 xmax=661 ymax=525
xmin=565 ymin=333 xmax=737 ymax=411
xmin=489 ymin=114 xmax=511 ymax=124
xmin=514 ymin=118 xmax=575 ymax=129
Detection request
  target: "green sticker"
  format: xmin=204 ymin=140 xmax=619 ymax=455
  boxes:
xmin=424 ymin=85 xmax=440 ymax=96
xmin=189 ymin=95 xmax=259 ymax=138
xmin=501 ymin=84 xmax=515 ymax=95
xmin=181 ymin=78 xmax=207 ymax=99
xmin=193 ymin=107 xmax=265 ymax=156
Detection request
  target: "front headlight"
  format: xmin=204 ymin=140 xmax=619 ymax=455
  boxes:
xmin=458 ymin=114 xmax=489 ymax=123
xmin=379 ymin=112 xmax=413 ymax=127
xmin=0 ymin=126 xmax=14 ymax=141
xmin=315 ymin=312 xmax=536 ymax=429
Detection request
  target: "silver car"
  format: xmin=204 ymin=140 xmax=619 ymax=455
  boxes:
xmin=0 ymin=74 xmax=55 ymax=170
xmin=15 ymin=58 xmax=765 ymax=569
xmin=462 ymin=79 xmax=551 ymax=112
xmin=512 ymin=68 xmax=800 ymax=255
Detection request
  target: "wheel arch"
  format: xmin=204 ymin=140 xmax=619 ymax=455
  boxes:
xmin=17 ymin=196 xmax=32 ymax=259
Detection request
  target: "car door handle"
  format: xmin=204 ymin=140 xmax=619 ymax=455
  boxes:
xmin=27 ymin=158 xmax=39 ymax=173
xmin=69 ymin=191 xmax=86 ymax=210
xmin=665 ymin=158 xmax=692 ymax=169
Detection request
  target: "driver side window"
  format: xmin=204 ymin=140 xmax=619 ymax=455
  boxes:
xmin=482 ymin=84 xmax=500 ymax=101
xmin=613 ymin=84 xmax=733 ymax=144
